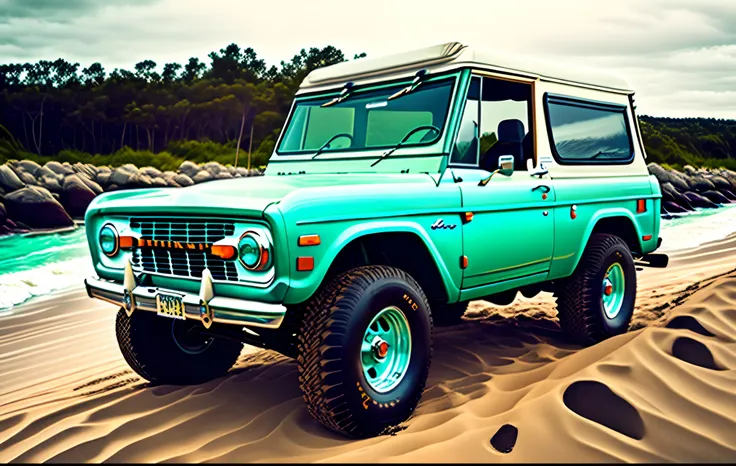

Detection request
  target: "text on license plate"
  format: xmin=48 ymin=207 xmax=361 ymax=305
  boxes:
xmin=156 ymin=293 xmax=186 ymax=320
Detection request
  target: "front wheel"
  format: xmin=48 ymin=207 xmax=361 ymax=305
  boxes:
xmin=555 ymin=233 xmax=637 ymax=345
xmin=297 ymin=266 xmax=433 ymax=438
xmin=116 ymin=309 xmax=243 ymax=385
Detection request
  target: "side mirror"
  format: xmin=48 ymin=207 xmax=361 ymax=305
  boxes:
xmin=498 ymin=155 xmax=514 ymax=177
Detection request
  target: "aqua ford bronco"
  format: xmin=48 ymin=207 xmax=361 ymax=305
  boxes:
xmin=84 ymin=42 xmax=669 ymax=438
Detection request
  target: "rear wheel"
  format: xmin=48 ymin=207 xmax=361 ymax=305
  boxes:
xmin=116 ymin=309 xmax=243 ymax=385
xmin=297 ymin=265 xmax=433 ymax=438
xmin=555 ymin=233 xmax=637 ymax=345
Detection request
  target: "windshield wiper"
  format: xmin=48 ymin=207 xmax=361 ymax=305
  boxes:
xmin=322 ymin=81 xmax=355 ymax=107
xmin=312 ymin=132 xmax=354 ymax=159
xmin=370 ymin=125 xmax=440 ymax=167
xmin=388 ymin=69 xmax=429 ymax=101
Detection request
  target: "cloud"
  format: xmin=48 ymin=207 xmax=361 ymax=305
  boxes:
xmin=0 ymin=0 xmax=159 ymax=23
xmin=0 ymin=0 xmax=734 ymax=118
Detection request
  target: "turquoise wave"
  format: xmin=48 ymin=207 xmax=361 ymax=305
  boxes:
xmin=0 ymin=228 xmax=89 ymax=275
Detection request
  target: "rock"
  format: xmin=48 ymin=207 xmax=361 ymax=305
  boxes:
xmin=40 ymin=175 xmax=62 ymax=193
xmin=4 ymin=186 xmax=74 ymax=228
xmin=95 ymin=172 xmax=111 ymax=187
xmin=172 ymin=174 xmax=194 ymax=187
xmin=96 ymin=166 xmax=111 ymax=173
xmin=690 ymin=175 xmax=715 ymax=193
xmin=107 ymin=184 xmax=120 ymax=191
xmin=661 ymin=182 xmax=694 ymax=211
xmin=151 ymin=177 xmax=168 ymax=187
xmin=648 ymin=163 xmax=691 ymax=193
xmin=215 ymin=171 xmax=233 ymax=180
xmin=683 ymin=191 xmax=718 ymax=209
xmin=701 ymin=190 xmax=731 ymax=205
xmin=0 ymin=164 xmax=25 ymax=192
xmin=203 ymin=161 xmax=225 ymax=175
xmin=719 ymin=170 xmax=736 ymax=191
xmin=139 ymin=166 xmax=162 ymax=178
xmin=131 ymin=173 xmax=153 ymax=187
xmin=18 ymin=160 xmax=42 ymax=175
xmin=45 ymin=161 xmax=74 ymax=176
xmin=683 ymin=165 xmax=697 ymax=176
xmin=108 ymin=165 xmax=139 ymax=187
xmin=61 ymin=175 xmax=97 ymax=218
xmin=72 ymin=162 xmax=97 ymax=180
xmin=0 ymin=201 xmax=6 ymax=223
xmin=722 ymin=188 xmax=736 ymax=201
xmin=75 ymin=175 xmax=103 ymax=195
xmin=192 ymin=170 xmax=213 ymax=183
xmin=18 ymin=171 xmax=37 ymax=185
xmin=35 ymin=165 xmax=58 ymax=180
xmin=227 ymin=166 xmax=237 ymax=175
xmin=179 ymin=161 xmax=199 ymax=178
xmin=708 ymin=175 xmax=732 ymax=191
xmin=236 ymin=167 xmax=249 ymax=177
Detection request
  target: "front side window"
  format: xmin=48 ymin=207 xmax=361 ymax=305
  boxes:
xmin=277 ymin=77 xmax=456 ymax=155
xmin=545 ymin=94 xmax=634 ymax=164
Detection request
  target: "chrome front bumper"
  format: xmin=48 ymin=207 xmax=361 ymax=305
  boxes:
xmin=84 ymin=262 xmax=286 ymax=329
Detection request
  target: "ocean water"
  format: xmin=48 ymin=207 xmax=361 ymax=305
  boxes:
xmin=0 ymin=205 xmax=735 ymax=313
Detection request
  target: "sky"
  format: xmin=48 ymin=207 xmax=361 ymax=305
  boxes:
xmin=1 ymin=0 xmax=735 ymax=119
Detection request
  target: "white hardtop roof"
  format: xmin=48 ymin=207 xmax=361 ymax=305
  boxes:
xmin=300 ymin=42 xmax=632 ymax=94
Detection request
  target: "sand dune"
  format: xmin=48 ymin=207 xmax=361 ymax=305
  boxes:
xmin=1 ymin=235 xmax=735 ymax=462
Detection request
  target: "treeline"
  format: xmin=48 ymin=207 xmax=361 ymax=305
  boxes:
xmin=1 ymin=46 xmax=735 ymax=172
xmin=0 ymin=44 xmax=366 ymax=166
xmin=639 ymin=116 xmax=736 ymax=171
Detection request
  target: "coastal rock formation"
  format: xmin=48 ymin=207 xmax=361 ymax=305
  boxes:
xmin=648 ymin=163 xmax=735 ymax=215
xmin=0 ymin=159 xmax=263 ymax=234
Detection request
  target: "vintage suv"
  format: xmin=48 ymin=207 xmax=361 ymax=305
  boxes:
xmin=84 ymin=42 xmax=668 ymax=438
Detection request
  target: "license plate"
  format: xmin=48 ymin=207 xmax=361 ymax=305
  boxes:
xmin=156 ymin=293 xmax=186 ymax=320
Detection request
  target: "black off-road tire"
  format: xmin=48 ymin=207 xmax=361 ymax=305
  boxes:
xmin=431 ymin=301 xmax=469 ymax=327
xmin=555 ymin=233 xmax=637 ymax=345
xmin=116 ymin=309 xmax=243 ymax=385
xmin=297 ymin=265 xmax=433 ymax=438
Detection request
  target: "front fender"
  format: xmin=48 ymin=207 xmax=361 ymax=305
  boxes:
xmin=282 ymin=220 xmax=461 ymax=305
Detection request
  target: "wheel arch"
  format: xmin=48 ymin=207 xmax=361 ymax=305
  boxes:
xmin=283 ymin=222 xmax=461 ymax=305
xmin=571 ymin=209 xmax=644 ymax=272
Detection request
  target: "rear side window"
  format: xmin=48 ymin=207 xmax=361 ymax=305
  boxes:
xmin=544 ymin=94 xmax=634 ymax=164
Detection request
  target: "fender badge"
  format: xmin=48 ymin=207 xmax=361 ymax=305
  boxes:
xmin=431 ymin=219 xmax=456 ymax=230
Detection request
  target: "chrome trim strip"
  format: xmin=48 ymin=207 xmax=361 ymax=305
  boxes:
xmin=84 ymin=276 xmax=286 ymax=329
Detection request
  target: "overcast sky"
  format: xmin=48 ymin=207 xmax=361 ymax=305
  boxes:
xmin=1 ymin=0 xmax=735 ymax=119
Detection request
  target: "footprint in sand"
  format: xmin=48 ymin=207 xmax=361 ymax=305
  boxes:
xmin=665 ymin=315 xmax=715 ymax=337
xmin=671 ymin=336 xmax=723 ymax=370
xmin=490 ymin=424 xmax=518 ymax=453
xmin=563 ymin=381 xmax=645 ymax=440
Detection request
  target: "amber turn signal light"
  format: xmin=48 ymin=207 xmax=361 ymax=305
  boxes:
xmin=298 ymin=234 xmax=321 ymax=246
xmin=463 ymin=212 xmax=474 ymax=223
xmin=119 ymin=236 xmax=136 ymax=249
xmin=636 ymin=199 xmax=647 ymax=213
xmin=297 ymin=256 xmax=314 ymax=271
xmin=460 ymin=255 xmax=468 ymax=269
xmin=211 ymin=245 xmax=237 ymax=260
xmin=642 ymin=235 xmax=652 ymax=241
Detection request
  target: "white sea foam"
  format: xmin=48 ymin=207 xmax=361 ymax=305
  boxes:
xmin=0 ymin=257 xmax=94 ymax=311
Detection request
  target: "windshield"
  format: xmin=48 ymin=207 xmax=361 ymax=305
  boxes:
xmin=277 ymin=77 xmax=455 ymax=156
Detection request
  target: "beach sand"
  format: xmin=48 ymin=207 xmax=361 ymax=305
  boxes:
xmin=1 ymin=235 xmax=735 ymax=462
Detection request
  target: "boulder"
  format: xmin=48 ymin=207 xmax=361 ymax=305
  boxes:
xmin=683 ymin=165 xmax=697 ymax=176
xmin=690 ymin=175 xmax=715 ymax=193
xmin=95 ymin=172 xmax=111 ymax=188
xmin=682 ymin=191 xmax=718 ymax=209
xmin=139 ymin=166 xmax=162 ymax=178
xmin=107 ymin=184 xmax=120 ymax=191
xmin=96 ymin=166 xmax=112 ymax=173
xmin=35 ymin=165 xmax=59 ymax=180
xmin=72 ymin=162 xmax=97 ymax=180
xmin=0 ymin=201 xmax=6 ymax=223
xmin=708 ymin=175 xmax=732 ymax=191
xmin=151 ymin=177 xmax=168 ymax=187
xmin=661 ymin=182 xmax=694 ymax=211
xmin=179 ymin=161 xmax=199 ymax=178
xmin=60 ymin=174 xmax=97 ymax=218
xmin=236 ymin=167 xmax=250 ymax=177
xmin=662 ymin=201 xmax=689 ymax=214
xmin=227 ymin=166 xmax=237 ymax=175
xmin=722 ymin=188 xmax=736 ymax=201
xmin=192 ymin=170 xmax=213 ymax=183
xmin=18 ymin=160 xmax=42 ymax=175
xmin=203 ymin=161 xmax=225 ymax=175
xmin=4 ymin=186 xmax=74 ymax=228
xmin=108 ymin=165 xmax=139 ymax=187
xmin=172 ymin=173 xmax=194 ymax=187
xmin=130 ymin=173 xmax=153 ymax=188
xmin=701 ymin=190 xmax=731 ymax=205
xmin=39 ymin=175 xmax=62 ymax=193
xmin=45 ymin=161 xmax=74 ymax=176
xmin=75 ymin=174 xmax=103 ymax=195
xmin=18 ymin=171 xmax=37 ymax=185
xmin=0 ymin=164 xmax=25 ymax=192
xmin=215 ymin=171 xmax=233 ymax=180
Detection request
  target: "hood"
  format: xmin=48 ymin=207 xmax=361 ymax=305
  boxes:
xmin=85 ymin=173 xmax=439 ymax=219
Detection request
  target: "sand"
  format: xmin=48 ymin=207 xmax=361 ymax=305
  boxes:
xmin=1 ymin=235 xmax=735 ymax=462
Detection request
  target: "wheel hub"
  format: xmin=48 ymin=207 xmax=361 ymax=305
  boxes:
xmin=361 ymin=306 xmax=412 ymax=394
xmin=602 ymin=263 xmax=625 ymax=319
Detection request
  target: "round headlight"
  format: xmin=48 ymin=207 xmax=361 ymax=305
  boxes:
xmin=99 ymin=224 xmax=119 ymax=257
xmin=238 ymin=231 xmax=272 ymax=271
